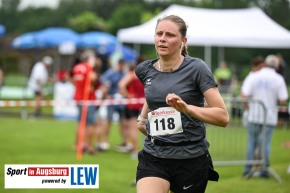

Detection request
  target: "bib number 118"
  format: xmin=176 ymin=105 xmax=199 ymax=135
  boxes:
xmin=154 ymin=118 xmax=175 ymax=131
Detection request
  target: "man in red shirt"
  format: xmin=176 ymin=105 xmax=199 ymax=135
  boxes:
xmin=72 ymin=49 xmax=99 ymax=154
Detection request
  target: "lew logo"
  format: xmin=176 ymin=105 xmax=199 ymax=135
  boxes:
xmin=70 ymin=167 xmax=98 ymax=186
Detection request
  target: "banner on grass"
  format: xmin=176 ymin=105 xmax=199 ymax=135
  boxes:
xmin=5 ymin=164 xmax=99 ymax=189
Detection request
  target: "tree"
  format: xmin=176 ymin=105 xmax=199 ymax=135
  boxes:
xmin=107 ymin=4 xmax=144 ymax=35
xmin=260 ymin=0 xmax=290 ymax=29
xmin=68 ymin=11 xmax=107 ymax=32
xmin=0 ymin=0 xmax=20 ymax=33
xmin=0 ymin=0 xmax=20 ymax=11
xmin=16 ymin=8 xmax=56 ymax=32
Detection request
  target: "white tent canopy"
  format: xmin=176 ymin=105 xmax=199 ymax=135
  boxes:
xmin=117 ymin=4 xmax=290 ymax=48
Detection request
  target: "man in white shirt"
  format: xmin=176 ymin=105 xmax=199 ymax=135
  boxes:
xmin=240 ymin=56 xmax=265 ymax=128
xmin=241 ymin=54 xmax=288 ymax=178
xmin=28 ymin=56 xmax=53 ymax=117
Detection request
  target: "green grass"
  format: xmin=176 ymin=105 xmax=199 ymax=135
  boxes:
xmin=0 ymin=106 xmax=53 ymax=115
xmin=0 ymin=117 xmax=139 ymax=193
xmin=0 ymin=117 xmax=290 ymax=193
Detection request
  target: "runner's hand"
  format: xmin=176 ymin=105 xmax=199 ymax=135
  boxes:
xmin=166 ymin=93 xmax=188 ymax=114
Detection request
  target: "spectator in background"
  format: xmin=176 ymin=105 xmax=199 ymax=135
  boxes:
xmin=98 ymin=59 xmax=128 ymax=151
xmin=72 ymin=49 xmax=100 ymax=154
xmin=92 ymin=55 xmax=107 ymax=152
xmin=241 ymin=54 xmax=288 ymax=178
xmin=214 ymin=61 xmax=232 ymax=94
xmin=118 ymin=56 xmax=146 ymax=158
xmin=27 ymin=56 xmax=53 ymax=118
xmin=239 ymin=56 xmax=265 ymax=171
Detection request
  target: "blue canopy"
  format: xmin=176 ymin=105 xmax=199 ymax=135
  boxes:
xmin=0 ymin=24 xmax=6 ymax=37
xmin=12 ymin=32 xmax=38 ymax=49
xmin=11 ymin=28 xmax=137 ymax=62
xmin=36 ymin=27 xmax=79 ymax=48
xmin=11 ymin=27 xmax=79 ymax=49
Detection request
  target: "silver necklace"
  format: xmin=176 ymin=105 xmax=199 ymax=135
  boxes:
xmin=158 ymin=57 xmax=181 ymax=72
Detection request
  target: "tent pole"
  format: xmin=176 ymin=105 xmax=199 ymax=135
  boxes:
xmin=205 ymin=46 xmax=212 ymax=69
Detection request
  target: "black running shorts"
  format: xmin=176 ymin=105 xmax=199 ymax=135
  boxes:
xmin=136 ymin=150 xmax=214 ymax=193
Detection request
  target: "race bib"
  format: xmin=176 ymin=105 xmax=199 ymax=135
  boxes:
xmin=148 ymin=107 xmax=183 ymax=136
